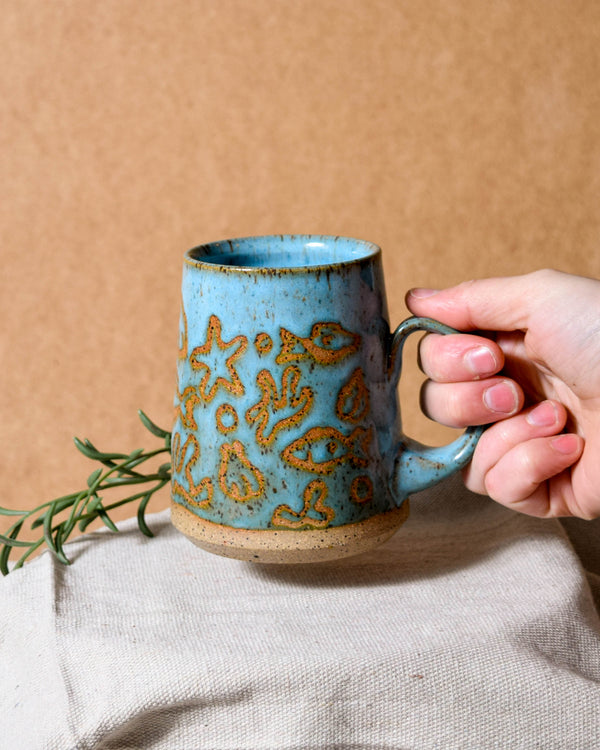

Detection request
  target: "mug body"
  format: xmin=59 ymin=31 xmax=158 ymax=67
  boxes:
xmin=171 ymin=235 xmax=409 ymax=562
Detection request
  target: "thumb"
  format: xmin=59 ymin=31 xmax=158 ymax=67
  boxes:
xmin=405 ymin=270 xmax=561 ymax=332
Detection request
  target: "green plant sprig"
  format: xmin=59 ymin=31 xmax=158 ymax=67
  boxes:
xmin=0 ymin=411 xmax=172 ymax=575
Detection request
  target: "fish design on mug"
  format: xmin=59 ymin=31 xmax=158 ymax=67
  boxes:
xmin=276 ymin=322 xmax=361 ymax=366
xmin=282 ymin=425 xmax=372 ymax=475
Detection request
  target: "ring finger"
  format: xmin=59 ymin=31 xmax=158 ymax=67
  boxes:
xmin=420 ymin=378 xmax=524 ymax=428
xmin=463 ymin=400 xmax=568 ymax=494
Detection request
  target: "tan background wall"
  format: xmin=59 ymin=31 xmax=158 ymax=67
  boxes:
xmin=2 ymin=0 xmax=600 ymax=532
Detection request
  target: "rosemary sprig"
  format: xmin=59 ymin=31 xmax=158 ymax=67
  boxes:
xmin=0 ymin=411 xmax=172 ymax=576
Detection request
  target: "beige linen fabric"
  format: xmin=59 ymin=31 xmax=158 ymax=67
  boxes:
xmin=1 ymin=474 xmax=599 ymax=749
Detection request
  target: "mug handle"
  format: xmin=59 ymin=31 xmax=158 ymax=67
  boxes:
xmin=389 ymin=317 xmax=486 ymax=498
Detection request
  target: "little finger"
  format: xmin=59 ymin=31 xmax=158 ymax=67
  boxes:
xmin=480 ymin=434 xmax=584 ymax=516
xmin=464 ymin=400 xmax=568 ymax=493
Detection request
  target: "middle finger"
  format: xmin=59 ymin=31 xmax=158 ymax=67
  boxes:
xmin=418 ymin=333 xmax=505 ymax=383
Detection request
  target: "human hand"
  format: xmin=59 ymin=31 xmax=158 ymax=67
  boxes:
xmin=406 ymin=269 xmax=600 ymax=519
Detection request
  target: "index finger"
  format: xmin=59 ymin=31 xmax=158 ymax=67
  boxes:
xmin=405 ymin=270 xmax=565 ymax=332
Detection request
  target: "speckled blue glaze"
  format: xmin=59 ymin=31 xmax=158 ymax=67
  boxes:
xmin=172 ymin=235 xmax=483 ymax=532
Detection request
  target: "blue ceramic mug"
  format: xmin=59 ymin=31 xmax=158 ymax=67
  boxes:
xmin=171 ymin=235 xmax=483 ymax=563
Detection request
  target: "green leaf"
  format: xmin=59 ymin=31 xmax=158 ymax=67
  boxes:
xmin=76 ymin=493 xmax=104 ymax=532
xmin=0 ymin=507 xmax=29 ymax=517
xmin=136 ymin=492 xmax=155 ymax=538
xmin=52 ymin=526 xmax=71 ymax=566
xmin=73 ymin=437 xmax=128 ymax=462
xmin=43 ymin=501 xmax=57 ymax=548
xmin=13 ymin=539 xmax=44 ymax=571
xmin=97 ymin=509 xmax=119 ymax=533
xmin=0 ymin=531 xmax=30 ymax=548
xmin=157 ymin=462 xmax=172 ymax=479
xmin=32 ymin=493 xmax=88 ymax=530
xmin=78 ymin=515 xmax=96 ymax=533
xmin=138 ymin=410 xmax=171 ymax=439
xmin=0 ymin=522 xmax=23 ymax=576
xmin=87 ymin=468 xmax=103 ymax=488
xmin=87 ymin=494 xmax=103 ymax=514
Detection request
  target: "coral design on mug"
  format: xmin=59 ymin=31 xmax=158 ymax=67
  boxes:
xmin=174 ymin=385 xmax=202 ymax=431
xmin=246 ymin=366 xmax=314 ymax=446
xmin=271 ymin=479 xmax=335 ymax=529
xmin=218 ymin=440 xmax=265 ymax=502
xmin=336 ymin=368 xmax=370 ymax=424
xmin=276 ymin=322 xmax=361 ymax=365
xmin=281 ymin=425 xmax=373 ymax=475
xmin=171 ymin=430 xmax=213 ymax=509
xmin=189 ymin=315 xmax=248 ymax=402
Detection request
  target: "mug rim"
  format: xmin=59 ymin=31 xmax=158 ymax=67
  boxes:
xmin=184 ymin=234 xmax=381 ymax=274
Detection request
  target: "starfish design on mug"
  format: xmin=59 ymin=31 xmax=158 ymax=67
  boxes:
xmin=189 ymin=315 xmax=248 ymax=402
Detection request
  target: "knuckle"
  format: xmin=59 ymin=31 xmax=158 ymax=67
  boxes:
xmin=483 ymin=471 xmax=505 ymax=503
xmin=528 ymin=268 xmax=559 ymax=286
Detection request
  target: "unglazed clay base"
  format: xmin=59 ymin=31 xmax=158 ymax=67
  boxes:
xmin=170 ymin=500 xmax=410 ymax=564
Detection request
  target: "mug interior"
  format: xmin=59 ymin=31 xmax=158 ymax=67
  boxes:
xmin=186 ymin=235 xmax=380 ymax=270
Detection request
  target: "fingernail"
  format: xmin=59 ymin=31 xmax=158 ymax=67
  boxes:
xmin=526 ymin=401 xmax=558 ymax=427
xmin=551 ymin=434 xmax=581 ymax=455
xmin=409 ymin=288 xmax=439 ymax=299
xmin=465 ymin=346 xmax=497 ymax=378
xmin=483 ymin=381 xmax=519 ymax=414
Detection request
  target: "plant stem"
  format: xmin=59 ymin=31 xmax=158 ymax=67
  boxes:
xmin=0 ymin=411 xmax=172 ymax=575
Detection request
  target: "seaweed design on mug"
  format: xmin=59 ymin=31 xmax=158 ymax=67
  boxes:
xmin=171 ymin=430 xmax=213 ymax=509
xmin=218 ymin=440 xmax=265 ymax=502
xmin=174 ymin=385 xmax=202 ymax=431
xmin=271 ymin=479 xmax=335 ymax=529
xmin=336 ymin=368 xmax=370 ymax=424
xmin=189 ymin=315 xmax=248 ymax=402
xmin=246 ymin=366 xmax=314 ymax=446
xmin=276 ymin=322 xmax=361 ymax=366
xmin=281 ymin=425 xmax=373 ymax=475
